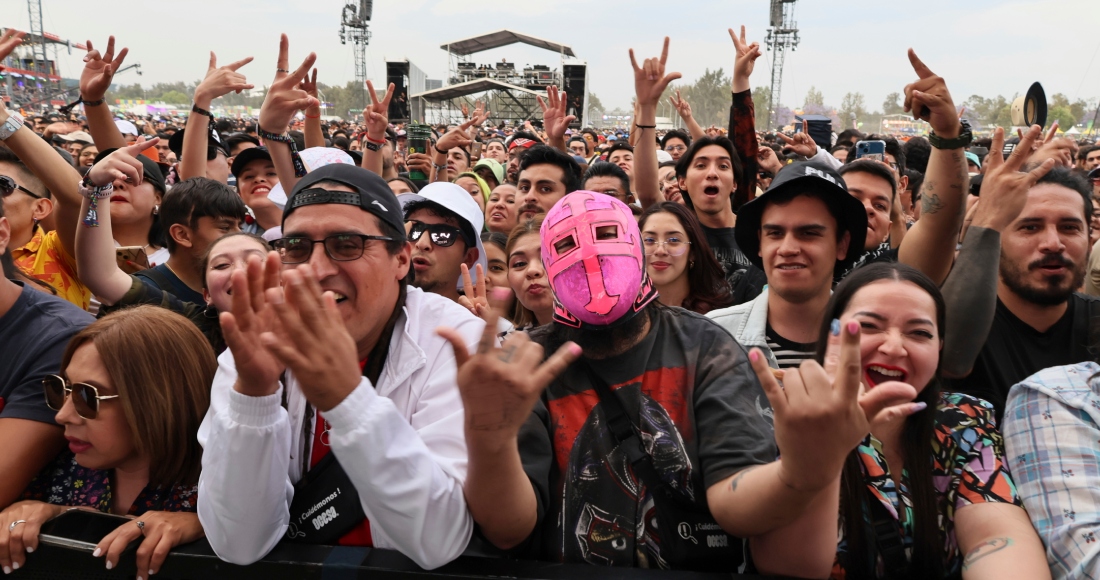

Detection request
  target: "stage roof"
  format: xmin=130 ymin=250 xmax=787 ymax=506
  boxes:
xmin=440 ymin=30 xmax=574 ymax=57
xmin=411 ymin=78 xmax=544 ymax=101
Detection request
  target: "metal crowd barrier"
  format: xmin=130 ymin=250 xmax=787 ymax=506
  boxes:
xmin=10 ymin=510 xmax=782 ymax=579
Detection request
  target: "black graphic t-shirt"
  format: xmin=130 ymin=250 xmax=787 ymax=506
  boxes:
xmin=520 ymin=306 xmax=776 ymax=568
xmin=701 ymin=225 xmax=766 ymax=305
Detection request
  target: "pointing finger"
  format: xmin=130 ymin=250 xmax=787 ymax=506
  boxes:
xmin=907 ymin=48 xmax=934 ymax=79
xmin=460 ymin=263 xmax=475 ymax=297
xmin=208 ymin=51 xmax=217 ymax=71
xmin=659 ymin=36 xmax=670 ymax=66
xmin=366 ymin=80 xmax=377 ymax=105
xmin=227 ymin=56 xmax=254 ymax=71
xmin=629 ymin=48 xmax=640 ymax=71
xmin=276 ymin=33 xmax=290 ymax=73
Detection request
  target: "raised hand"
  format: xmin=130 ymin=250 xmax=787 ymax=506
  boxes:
xmin=630 ymin=37 xmax=682 ymax=108
xmin=436 ymin=113 xmax=487 ymax=153
xmin=0 ymin=30 xmax=25 ymax=65
xmin=729 ymin=25 xmax=762 ymax=90
xmin=537 ymin=86 xmax=576 ymax=143
xmin=87 ymin=137 xmax=159 ymax=187
xmin=299 ymin=67 xmax=321 ymax=117
xmin=94 ymin=511 xmax=204 ymax=580
xmin=757 ymin=145 xmax=783 ymax=174
xmin=902 ymin=49 xmax=959 ymax=138
xmin=220 ymin=252 xmax=286 ymax=397
xmin=1026 ymin=121 xmax=1077 ymax=168
xmin=777 ymin=131 xmax=818 ymax=158
xmin=458 ymin=263 xmax=490 ymax=317
xmin=748 ymin=320 xmax=918 ymax=492
xmin=972 ymin=126 xmax=1056 ymax=232
xmin=80 ymin=36 xmax=129 ymax=102
xmin=670 ymin=89 xmax=693 ymax=119
xmin=258 ymin=34 xmax=318 ymax=134
xmin=194 ymin=52 xmax=254 ymax=109
xmin=364 ymin=80 xmax=395 ymax=138
xmin=437 ymin=308 xmax=581 ymax=443
xmin=257 ymin=263 xmax=362 ymax=412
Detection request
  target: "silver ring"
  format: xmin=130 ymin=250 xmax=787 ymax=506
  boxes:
xmin=135 ymin=520 xmax=145 ymax=535
xmin=276 ymin=68 xmax=291 ymax=74
xmin=8 ymin=520 xmax=26 ymax=532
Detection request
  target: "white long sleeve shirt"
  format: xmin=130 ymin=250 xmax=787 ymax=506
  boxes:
xmin=197 ymin=287 xmax=483 ymax=569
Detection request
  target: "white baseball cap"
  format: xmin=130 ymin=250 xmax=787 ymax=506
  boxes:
xmin=400 ymin=182 xmax=487 ymax=290
xmin=115 ymin=119 xmax=139 ymax=137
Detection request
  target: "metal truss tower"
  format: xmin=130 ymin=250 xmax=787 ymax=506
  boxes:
xmin=339 ymin=0 xmax=373 ymax=85
xmin=26 ymin=0 xmax=48 ymax=67
xmin=764 ymin=0 xmax=800 ymax=130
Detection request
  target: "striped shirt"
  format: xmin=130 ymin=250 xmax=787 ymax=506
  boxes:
xmin=765 ymin=324 xmax=816 ymax=369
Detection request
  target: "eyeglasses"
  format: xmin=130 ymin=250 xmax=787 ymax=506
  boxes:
xmin=407 ymin=221 xmax=471 ymax=248
xmin=665 ymin=145 xmax=686 ymax=153
xmin=272 ymin=233 xmax=393 ymax=264
xmin=642 ymin=236 xmax=691 ymax=256
xmin=0 ymin=175 xmax=44 ymax=200
xmin=43 ymin=375 xmax=119 ymax=420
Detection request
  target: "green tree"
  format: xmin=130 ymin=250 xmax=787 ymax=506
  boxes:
xmin=882 ymin=92 xmax=904 ymax=115
xmin=160 ymin=90 xmax=190 ymax=105
xmin=752 ymin=85 xmax=772 ymax=129
xmin=804 ymin=86 xmax=824 ymax=107
xmin=839 ymin=92 xmax=868 ymax=128
xmin=587 ymin=92 xmax=605 ymax=115
xmin=678 ymin=68 xmax=730 ymax=127
xmin=1048 ymin=105 xmax=1077 ymax=131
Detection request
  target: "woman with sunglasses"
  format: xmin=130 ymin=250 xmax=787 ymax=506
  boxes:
xmin=747 ymin=262 xmax=1048 ymax=579
xmin=637 ymin=202 xmax=733 ymax=314
xmin=0 ymin=305 xmax=214 ymax=579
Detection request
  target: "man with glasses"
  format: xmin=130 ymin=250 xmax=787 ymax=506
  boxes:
xmin=0 ymin=199 xmax=94 ymax=512
xmin=401 ymin=182 xmax=487 ymax=303
xmin=660 ymin=129 xmax=691 ymax=162
xmin=198 ymin=164 xmax=485 ymax=569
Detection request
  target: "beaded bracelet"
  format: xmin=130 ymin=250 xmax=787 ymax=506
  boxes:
xmin=78 ymin=181 xmax=114 ymax=228
xmin=257 ymin=127 xmax=307 ymax=177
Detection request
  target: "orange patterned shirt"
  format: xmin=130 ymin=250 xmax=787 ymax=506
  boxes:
xmin=12 ymin=226 xmax=91 ymax=310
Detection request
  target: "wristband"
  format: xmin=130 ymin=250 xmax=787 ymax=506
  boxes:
xmin=635 ymin=124 xmax=657 ymax=129
xmin=433 ymin=162 xmax=449 ymax=171
xmin=191 ymin=103 xmax=214 ymax=119
xmin=257 ymin=127 xmax=308 ymax=178
xmin=305 ymin=113 xmax=320 ymax=119
xmin=78 ymin=181 xmax=114 ymax=228
xmin=928 ymin=120 xmax=973 ymax=150
xmin=364 ymin=140 xmax=382 ymax=152
xmin=57 ymin=95 xmax=105 ymax=116
xmin=434 ymin=144 xmax=449 ymax=156
xmin=365 ymin=134 xmax=386 ymax=145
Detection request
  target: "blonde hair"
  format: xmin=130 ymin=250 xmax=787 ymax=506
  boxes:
xmin=61 ymin=305 xmax=214 ymax=487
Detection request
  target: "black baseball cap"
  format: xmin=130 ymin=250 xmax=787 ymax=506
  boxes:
xmin=92 ymin=148 xmax=167 ymax=194
xmin=168 ymin=127 xmax=229 ymax=159
xmin=231 ymin=146 xmax=272 ymax=177
xmin=734 ymin=160 xmax=867 ymax=271
xmin=283 ymin=164 xmax=406 ymax=242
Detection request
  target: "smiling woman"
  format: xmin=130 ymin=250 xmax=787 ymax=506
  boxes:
xmin=814 ymin=262 xmax=1049 ymax=579
xmin=637 ymin=202 xmax=732 ymax=314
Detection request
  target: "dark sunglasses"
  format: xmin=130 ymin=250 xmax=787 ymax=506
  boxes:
xmin=272 ymin=233 xmax=394 ymax=264
xmin=43 ymin=375 xmax=119 ymax=420
xmin=407 ymin=221 xmax=471 ymax=248
xmin=0 ymin=175 xmax=44 ymax=199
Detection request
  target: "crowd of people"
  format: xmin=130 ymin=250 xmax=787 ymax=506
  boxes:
xmin=2 ymin=23 xmax=1100 ymax=580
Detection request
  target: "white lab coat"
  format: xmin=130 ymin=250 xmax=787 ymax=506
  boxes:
xmin=197 ymin=287 xmax=483 ymax=569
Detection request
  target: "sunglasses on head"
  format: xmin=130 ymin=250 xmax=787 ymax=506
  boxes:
xmin=43 ymin=374 xmax=119 ymax=420
xmin=407 ymin=221 xmax=471 ymax=248
xmin=0 ymin=175 xmax=44 ymax=199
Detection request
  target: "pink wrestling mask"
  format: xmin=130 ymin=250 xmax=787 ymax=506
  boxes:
xmin=540 ymin=191 xmax=657 ymax=328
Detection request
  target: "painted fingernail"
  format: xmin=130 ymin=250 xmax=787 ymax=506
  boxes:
xmin=11 ymin=563 xmax=18 ymax=571
xmin=92 ymin=548 xmax=102 ymax=558
xmin=847 ymin=321 xmax=859 ymax=335
xmin=106 ymin=560 xmax=113 ymax=570
xmin=2 ymin=566 xmax=10 ymax=575
xmin=749 ymin=350 xmax=759 ymax=362
xmin=911 ymin=401 xmax=928 ymax=413
xmin=830 ymin=318 xmax=841 ymax=336
xmin=150 ymin=569 xmax=156 ymax=576
xmin=24 ymin=546 xmax=32 ymax=553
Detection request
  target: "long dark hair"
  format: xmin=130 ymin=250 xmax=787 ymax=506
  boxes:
xmin=638 ymin=202 xmax=733 ymax=314
xmin=813 ymin=262 xmax=945 ymax=579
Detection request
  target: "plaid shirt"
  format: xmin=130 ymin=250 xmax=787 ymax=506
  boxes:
xmin=1004 ymin=361 xmax=1100 ymax=580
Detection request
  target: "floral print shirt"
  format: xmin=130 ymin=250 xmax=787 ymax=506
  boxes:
xmin=23 ymin=452 xmax=197 ymax=516
xmin=832 ymin=392 xmax=1021 ymax=579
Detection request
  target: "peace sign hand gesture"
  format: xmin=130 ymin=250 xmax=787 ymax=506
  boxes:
xmin=458 ymin=263 xmax=491 ymax=318
xmin=903 ymin=49 xmax=958 ymax=138
xmin=258 ymin=34 xmax=318 ymax=134
xmin=364 ymin=80 xmax=395 ymax=139
xmin=729 ymin=26 xmax=762 ymax=84
xmin=438 ymin=308 xmax=581 ymax=445
xmin=537 ymin=86 xmax=576 ymax=143
xmin=669 ymin=89 xmax=693 ymax=119
xmin=80 ymin=36 xmax=129 ymax=102
xmin=748 ymin=320 xmax=919 ymax=492
xmin=630 ymin=37 xmax=682 ymax=108
xmin=194 ymin=52 xmax=254 ymax=109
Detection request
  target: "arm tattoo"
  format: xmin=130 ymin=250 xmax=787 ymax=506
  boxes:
xmin=922 ymin=192 xmax=945 ymax=215
xmin=961 ymin=537 xmax=1013 ymax=571
xmin=729 ymin=465 xmax=761 ymax=492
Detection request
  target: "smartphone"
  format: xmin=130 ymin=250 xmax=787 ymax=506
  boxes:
xmin=38 ymin=510 xmax=139 ymax=554
xmin=470 ymin=142 xmax=483 ymax=161
xmin=855 ymin=140 xmax=886 ymax=162
xmin=116 ymin=246 xmax=150 ymax=274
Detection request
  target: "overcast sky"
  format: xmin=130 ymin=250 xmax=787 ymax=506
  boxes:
xmin=18 ymin=0 xmax=1100 ymax=115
